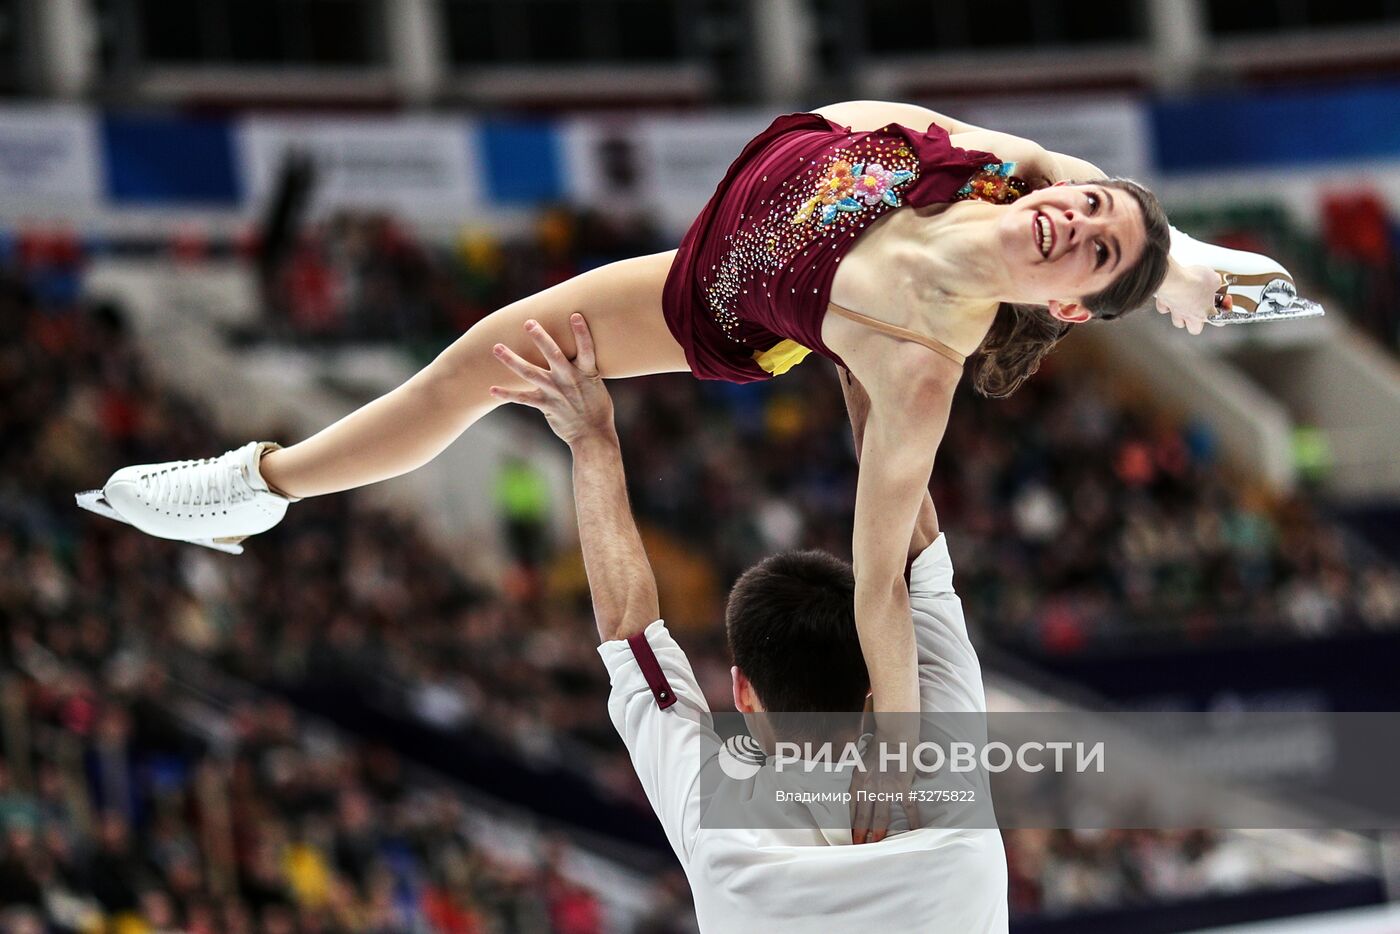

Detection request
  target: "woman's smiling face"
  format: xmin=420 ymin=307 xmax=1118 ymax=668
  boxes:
xmin=994 ymin=183 xmax=1149 ymax=311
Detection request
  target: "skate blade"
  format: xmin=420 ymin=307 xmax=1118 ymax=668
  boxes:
xmin=1208 ymin=278 xmax=1326 ymax=327
xmin=75 ymin=489 xmax=123 ymax=522
xmin=75 ymin=490 xmax=245 ymax=555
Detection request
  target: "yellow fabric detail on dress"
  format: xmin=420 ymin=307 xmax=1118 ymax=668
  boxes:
xmin=753 ymin=339 xmax=812 ymax=375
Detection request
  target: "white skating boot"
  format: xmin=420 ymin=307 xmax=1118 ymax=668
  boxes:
xmin=75 ymin=442 xmax=296 ymax=554
xmin=1168 ymin=227 xmax=1325 ymax=326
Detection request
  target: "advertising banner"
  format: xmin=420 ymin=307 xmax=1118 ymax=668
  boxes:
xmin=562 ymin=101 xmax=1152 ymax=236
xmin=238 ymin=116 xmax=480 ymax=220
xmin=962 ymin=96 xmax=1152 ymax=180
xmin=0 ymin=106 xmax=102 ymax=210
xmin=560 ymin=112 xmax=775 ymax=237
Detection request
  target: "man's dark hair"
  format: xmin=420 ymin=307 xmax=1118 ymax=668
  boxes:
xmin=725 ymin=550 xmax=870 ymax=713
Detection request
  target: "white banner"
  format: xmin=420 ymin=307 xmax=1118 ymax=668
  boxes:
xmin=561 ymin=112 xmax=775 ymax=238
xmin=960 ymin=96 xmax=1152 ymax=181
xmin=237 ymin=117 xmax=479 ymax=221
xmin=561 ymin=102 xmax=1152 ymax=239
xmin=0 ymin=106 xmax=102 ymax=210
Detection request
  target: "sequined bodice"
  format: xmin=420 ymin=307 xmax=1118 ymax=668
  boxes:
xmin=661 ymin=112 xmax=1012 ymax=383
xmin=688 ymin=113 xmax=1002 ymax=366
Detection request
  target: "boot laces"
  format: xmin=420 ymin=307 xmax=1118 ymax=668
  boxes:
xmin=141 ymin=457 xmax=257 ymax=510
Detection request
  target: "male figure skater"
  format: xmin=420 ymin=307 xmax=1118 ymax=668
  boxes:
xmin=490 ymin=314 xmax=1007 ymax=933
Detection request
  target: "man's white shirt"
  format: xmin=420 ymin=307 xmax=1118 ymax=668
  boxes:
xmin=597 ymin=535 xmax=1009 ymax=933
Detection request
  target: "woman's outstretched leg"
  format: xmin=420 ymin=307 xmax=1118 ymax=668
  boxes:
xmin=85 ymin=250 xmax=687 ymax=547
xmin=261 ymin=249 xmax=686 ymax=498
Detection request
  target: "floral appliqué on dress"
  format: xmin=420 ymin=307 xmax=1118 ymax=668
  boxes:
xmin=791 ymin=159 xmax=917 ymax=226
xmin=702 ymin=137 xmax=924 ymax=343
xmin=954 ymin=161 xmax=1029 ymax=204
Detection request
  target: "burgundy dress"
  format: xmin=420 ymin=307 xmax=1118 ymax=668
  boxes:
xmin=662 ymin=112 xmax=1000 ymax=383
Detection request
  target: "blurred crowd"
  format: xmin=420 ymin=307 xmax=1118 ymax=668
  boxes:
xmin=263 ymin=184 xmax=1400 ymax=352
xmin=1 ymin=262 xmax=710 ymax=933
xmin=620 ymin=362 xmax=1400 ymax=653
xmin=1170 ymin=190 xmax=1400 ymax=353
xmin=268 ymin=210 xmax=1400 ymax=652
xmin=261 ymin=210 xmax=659 ymax=348
xmin=1319 ymin=188 xmax=1400 ymax=350
xmin=0 ymin=684 xmax=616 ymax=934
xmin=1003 ymin=828 xmax=1316 ymax=917
xmin=0 ymin=202 xmax=1392 ymax=932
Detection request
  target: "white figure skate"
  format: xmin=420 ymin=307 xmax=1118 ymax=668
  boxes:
xmin=75 ymin=441 xmax=295 ymax=554
xmin=1169 ymin=227 xmax=1325 ymax=327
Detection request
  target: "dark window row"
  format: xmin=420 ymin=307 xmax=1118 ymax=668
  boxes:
xmin=104 ymin=0 xmax=384 ymax=67
xmin=0 ymin=0 xmax=27 ymax=93
xmin=837 ymin=0 xmax=1145 ymax=54
xmin=442 ymin=0 xmax=687 ymax=65
xmin=1206 ymin=0 xmax=1400 ymax=35
xmin=79 ymin=0 xmax=1400 ymax=78
xmin=98 ymin=0 xmax=698 ymax=70
xmin=834 ymin=0 xmax=1400 ymax=56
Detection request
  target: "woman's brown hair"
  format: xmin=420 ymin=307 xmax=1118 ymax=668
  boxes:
xmin=971 ymin=178 xmax=1171 ymax=399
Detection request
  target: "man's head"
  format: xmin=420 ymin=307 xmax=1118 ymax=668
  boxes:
xmin=726 ymin=550 xmax=870 ymax=715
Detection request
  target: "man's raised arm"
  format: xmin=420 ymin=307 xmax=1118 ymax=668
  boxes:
xmin=489 ymin=314 xmax=659 ymax=642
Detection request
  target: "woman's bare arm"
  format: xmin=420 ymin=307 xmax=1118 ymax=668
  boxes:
xmin=814 ymin=99 xmax=1094 ymax=185
xmin=844 ymin=339 xmax=961 ymax=715
xmin=815 ymin=99 xmax=988 ymax=137
xmin=839 ymin=368 xmax=940 ymax=562
xmin=840 ymin=339 xmax=960 ymax=841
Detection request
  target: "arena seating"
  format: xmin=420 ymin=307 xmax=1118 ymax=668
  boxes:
xmin=254 ymin=210 xmax=1400 ymax=654
xmin=0 ymin=223 xmax=1388 ymax=929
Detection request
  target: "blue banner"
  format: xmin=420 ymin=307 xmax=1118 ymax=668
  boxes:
xmin=475 ymin=120 xmax=563 ymax=205
xmin=1152 ymin=81 xmax=1400 ymax=172
xmin=101 ymin=114 xmax=241 ymax=205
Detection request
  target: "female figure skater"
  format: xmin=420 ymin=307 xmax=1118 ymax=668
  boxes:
xmin=82 ymin=102 xmax=1237 ymax=811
